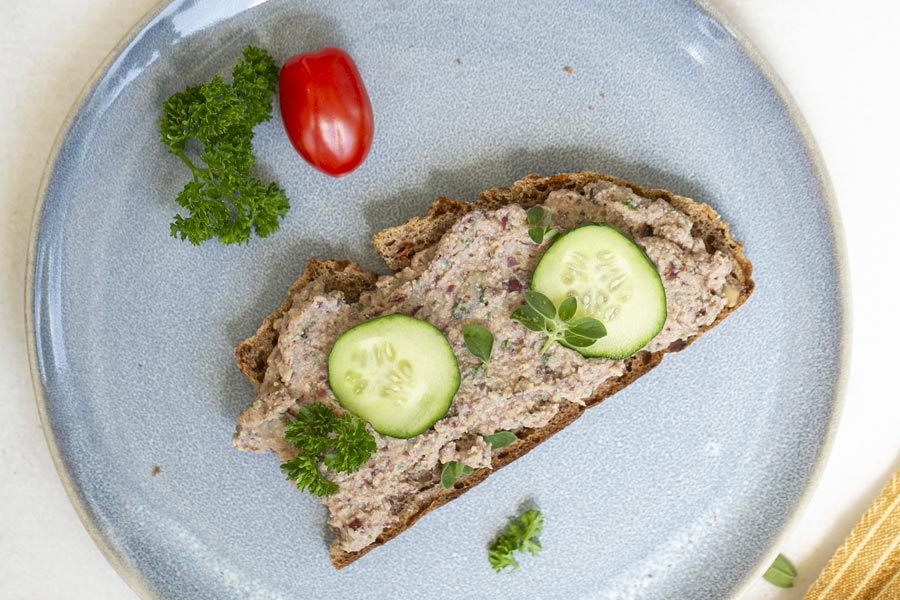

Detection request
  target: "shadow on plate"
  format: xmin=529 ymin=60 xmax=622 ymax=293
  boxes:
xmin=362 ymin=145 xmax=716 ymax=240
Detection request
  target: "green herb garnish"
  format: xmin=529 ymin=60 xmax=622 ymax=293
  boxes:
xmin=483 ymin=431 xmax=517 ymax=450
xmin=462 ymin=324 xmax=494 ymax=375
xmin=159 ymin=46 xmax=289 ymax=245
xmin=525 ymin=206 xmax=558 ymax=244
xmin=280 ymin=403 xmax=376 ymax=497
xmin=763 ymin=553 xmax=797 ymax=588
xmin=511 ymin=291 xmax=607 ymax=355
xmin=488 ymin=509 xmax=544 ymax=572
xmin=441 ymin=461 xmax=474 ymax=490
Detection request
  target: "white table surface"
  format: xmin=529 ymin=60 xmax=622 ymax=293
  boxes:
xmin=2 ymin=1 xmax=898 ymax=598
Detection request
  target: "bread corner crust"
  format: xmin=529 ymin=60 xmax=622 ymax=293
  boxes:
xmin=234 ymin=259 xmax=379 ymax=388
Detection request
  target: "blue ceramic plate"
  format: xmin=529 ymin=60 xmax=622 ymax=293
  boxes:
xmin=28 ymin=1 xmax=848 ymax=598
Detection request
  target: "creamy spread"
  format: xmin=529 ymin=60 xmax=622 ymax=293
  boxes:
xmin=233 ymin=180 xmax=737 ymax=552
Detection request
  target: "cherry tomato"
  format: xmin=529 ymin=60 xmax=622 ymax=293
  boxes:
xmin=279 ymin=48 xmax=374 ymax=177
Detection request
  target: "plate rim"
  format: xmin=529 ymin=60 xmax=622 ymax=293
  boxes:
xmin=25 ymin=1 xmax=174 ymax=598
xmin=24 ymin=1 xmax=852 ymax=598
xmin=693 ymin=0 xmax=852 ymax=595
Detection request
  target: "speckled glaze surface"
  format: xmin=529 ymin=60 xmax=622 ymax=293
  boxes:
xmin=27 ymin=1 xmax=847 ymax=599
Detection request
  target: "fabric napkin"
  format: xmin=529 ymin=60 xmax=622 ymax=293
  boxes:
xmin=805 ymin=468 xmax=900 ymax=599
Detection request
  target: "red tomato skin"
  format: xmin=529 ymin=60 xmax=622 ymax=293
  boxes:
xmin=279 ymin=48 xmax=374 ymax=177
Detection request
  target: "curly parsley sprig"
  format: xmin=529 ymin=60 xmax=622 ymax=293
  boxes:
xmin=488 ymin=509 xmax=544 ymax=572
xmin=280 ymin=403 xmax=376 ymax=497
xmin=159 ymin=46 xmax=289 ymax=245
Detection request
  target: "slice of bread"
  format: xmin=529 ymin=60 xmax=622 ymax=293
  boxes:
xmin=234 ymin=172 xmax=754 ymax=569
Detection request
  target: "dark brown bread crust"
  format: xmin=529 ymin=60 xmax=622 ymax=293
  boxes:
xmin=234 ymin=259 xmax=378 ymax=390
xmin=234 ymin=173 xmax=755 ymax=569
xmin=373 ymin=173 xmax=753 ymax=290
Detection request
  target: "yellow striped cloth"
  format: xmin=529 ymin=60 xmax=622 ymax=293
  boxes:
xmin=805 ymin=468 xmax=900 ymax=599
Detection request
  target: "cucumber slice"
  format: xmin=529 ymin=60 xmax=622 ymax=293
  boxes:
xmin=327 ymin=314 xmax=460 ymax=438
xmin=531 ymin=225 xmax=666 ymax=359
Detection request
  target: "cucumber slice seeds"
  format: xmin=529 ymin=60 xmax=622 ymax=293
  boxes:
xmin=328 ymin=314 xmax=460 ymax=439
xmin=531 ymin=224 xmax=667 ymax=359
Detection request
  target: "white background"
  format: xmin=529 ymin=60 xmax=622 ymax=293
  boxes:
xmin=1 ymin=1 xmax=898 ymax=598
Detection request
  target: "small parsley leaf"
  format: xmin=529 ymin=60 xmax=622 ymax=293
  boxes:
xmin=489 ymin=542 xmax=520 ymax=571
xmin=562 ymin=331 xmax=596 ymax=348
xmin=483 ymin=431 xmax=517 ymax=450
xmin=488 ymin=509 xmax=544 ymax=572
xmin=763 ymin=554 xmax=797 ymax=588
xmin=280 ymin=403 xmax=376 ymax=497
xmin=159 ymin=46 xmax=289 ymax=245
xmin=557 ymin=296 xmax=577 ymax=322
xmin=524 ymin=290 xmax=557 ymax=321
xmin=441 ymin=461 xmax=474 ymax=489
xmin=510 ymin=306 xmax=546 ymax=332
xmin=525 ymin=206 xmax=558 ymax=244
xmin=568 ymin=317 xmax=608 ymax=339
xmin=462 ymin=324 xmax=494 ymax=375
